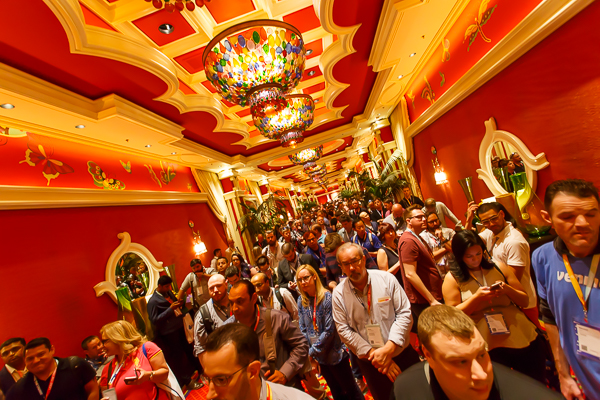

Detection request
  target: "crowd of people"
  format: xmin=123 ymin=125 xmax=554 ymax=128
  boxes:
xmin=1 ymin=178 xmax=598 ymax=400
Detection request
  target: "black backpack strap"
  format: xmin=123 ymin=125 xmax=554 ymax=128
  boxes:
xmin=200 ymin=303 xmax=214 ymax=336
xmin=274 ymin=288 xmax=288 ymax=313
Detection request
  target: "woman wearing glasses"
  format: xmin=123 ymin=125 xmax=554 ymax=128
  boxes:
xmin=442 ymin=230 xmax=545 ymax=383
xmin=99 ymin=320 xmax=183 ymax=399
xmin=295 ymin=265 xmax=365 ymax=400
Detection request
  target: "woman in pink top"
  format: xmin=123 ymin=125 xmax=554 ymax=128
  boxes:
xmin=99 ymin=321 xmax=171 ymax=400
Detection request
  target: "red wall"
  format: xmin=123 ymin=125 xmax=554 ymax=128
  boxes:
xmin=413 ymin=2 xmax=600 ymax=217
xmin=0 ymin=202 xmax=227 ymax=364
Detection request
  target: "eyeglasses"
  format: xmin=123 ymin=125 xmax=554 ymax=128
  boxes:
xmin=409 ymin=215 xmax=426 ymax=220
xmin=297 ymin=275 xmax=313 ymax=284
xmin=200 ymin=364 xmax=247 ymax=387
xmin=479 ymin=214 xmax=500 ymax=225
xmin=340 ymin=257 xmax=363 ymax=268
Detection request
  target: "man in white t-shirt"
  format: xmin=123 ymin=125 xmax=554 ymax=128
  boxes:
xmin=262 ymin=230 xmax=284 ymax=272
xmin=468 ymin=202 xmax=539 ymax=325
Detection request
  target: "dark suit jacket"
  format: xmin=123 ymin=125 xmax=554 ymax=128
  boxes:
xmin=277 ymin=253 xmax=325 ymax=291
xmin=147 ymin=291 xmax=184 ymax=337
xmin=0 ymin=366 xmax=16 ymax=395
xmin=370 ymin=208 xmax=385 ymax=222
xmin=349 ymin=208 xmax=367 ymax=221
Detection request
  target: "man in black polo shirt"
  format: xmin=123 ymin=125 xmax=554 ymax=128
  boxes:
xmin=6 ymin=337 xmax=98 ymax=400
xmin=393 ymin=305 xmax=562 ymax=400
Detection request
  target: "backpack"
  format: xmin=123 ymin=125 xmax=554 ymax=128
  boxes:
xmin=352 ymin=231 xmax=374 ymax=247
xmin=273 ymin=288 xmax=288 ymax=314
xmin=199 ymin=303 xmax=215 ymax=336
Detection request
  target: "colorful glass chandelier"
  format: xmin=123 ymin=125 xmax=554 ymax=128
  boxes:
xmin=203 ymin=20 xmax=306 ymax=119
xmin=305 ymin=163 xmax=326 ymax=176
xmin=145 ymin=0 xmax=209 ymax=12
xmin=253 ymin=95 xmax=314 ymax=148
xmin=289 ymin=145 xmax=323 ymax=166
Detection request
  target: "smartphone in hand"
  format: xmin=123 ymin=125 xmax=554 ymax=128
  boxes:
xmin=489 ymin=282 xmax=502 ymax=291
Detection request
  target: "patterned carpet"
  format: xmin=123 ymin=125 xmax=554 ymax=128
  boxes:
xmin=184 ymin=375 xmax=374 ymax=399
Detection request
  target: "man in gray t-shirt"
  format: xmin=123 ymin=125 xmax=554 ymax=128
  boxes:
xmin=177 ymin=258 xmax=216 ymax=309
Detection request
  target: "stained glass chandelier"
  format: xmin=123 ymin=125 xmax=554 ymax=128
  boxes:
xmin=203 ymin=20 xmax=306 ymax=119
xmin=305 ymin=163 xmax=326 ymax=176
xmin=253 ymin=95 xmax=314 ymax=148
xmin=289 ymin=145 xmax=323 ymax=166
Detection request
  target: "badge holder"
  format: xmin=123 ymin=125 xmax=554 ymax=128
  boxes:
xmin=484 ymin=312 xmax=510 ymax=335
xmin=573 ymin=319 xmax=600 ymax=361
xmin=366 ymin=324 xmax=385 ymax=348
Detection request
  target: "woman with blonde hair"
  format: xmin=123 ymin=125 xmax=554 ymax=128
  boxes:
xmin=99 ymin=320 xmax=181 ymax=399
xmin=296 ymin=265 xmax=365 ymax=400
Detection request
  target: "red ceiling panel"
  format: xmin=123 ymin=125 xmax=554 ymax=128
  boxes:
xmin=301 ymin=66 xmax=322 ymax=81
xmin=303 ymin=82 xmax=325 ymax=95
xmin=235 ymin=107 xmax=252 ymax=118
xmin=132 ymin=9 xmax=196 ymax=47
xmin=283 ymin=6 xmax=321 ymax=33
xmin=174 ymin=46 xmax=206 ymax=74
xmin=205 ymin=0 xmax=256 ymax=24
xmin=305 ymin=40 xmax=323 ymax=59
xmin=178 ymin=79 xmax=196 ymax=95
xmin=201 ymin=80 xmax=217 ymax=93
xmin=80 ymin=3 xmax=116 ymax=31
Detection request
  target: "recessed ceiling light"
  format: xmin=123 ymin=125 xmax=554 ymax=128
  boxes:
xmin=398 ymin=75 xmax=404 ymax=79
xmin=159 ymin=23 xmax=174 ymax=35
xmin=306 ymin=49 xmax=313 ymax=55
xmin=409 ymin=52 xmax=417 ymax=57
xmin=308 ymin=70 xmax=316 ymax=77
xmin=0 ymin=103 xmax=15 ymax=109
xmin=314 ymin=99 xmax=319 ymax=103
xmin=75 ymin=124 xmax=85 ymax=129
xmin=171 ymin=152 xmax=177 ymax=155
xmin=145 ymin=144 xmax=152 ymax=148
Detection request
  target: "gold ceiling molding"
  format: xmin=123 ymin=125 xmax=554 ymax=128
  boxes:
xmin=0 ymin=185 xmax=208 ymax=210
xmin=403 ymin=0 xmax=594 ymax=150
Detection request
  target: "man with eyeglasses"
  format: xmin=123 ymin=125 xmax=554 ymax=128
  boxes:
xmin=200 ymin=323 xmax=313 ymax=400
xmin=194 ymin=274 xmax=232 ymax=358
xmin=252 ymin=272 xmax=298 ymax=322
xmin=398 ymin=205 xmax=444 ymax=331
xmin=224 ymin=281 xmax=311 ymax=391
xmin=467 ymin=202 xmax=538 ymax=325
xmin=332 ymin=242 xmax=420 ymax=400
xmin=278 ymin=243 xmax=324 ymax=296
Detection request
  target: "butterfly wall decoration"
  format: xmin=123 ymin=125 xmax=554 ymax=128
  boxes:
xmin=441 ymin=38 xmax=451 ymax=62
xmin=87 ymin=161 xmax=126 ymax=190
xmin=464 ymin=0 xmax=497 ymax=52
xmin=19 ymin=135 xmax=75 ymax=185
xmin=120 ymin=160 xmax=132 ymax=174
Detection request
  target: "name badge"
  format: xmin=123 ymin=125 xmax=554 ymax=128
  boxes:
xmin=197 ymin=285 xmax=204 ymax=295
xmin=378 ymin=296 xmax=391 ymax=303
xmin=484 ymin=312 xmax=510 ymax=335
xmin=174 ymin=308 xmax=182 ymax=317
xmin=366 ymin=324 xmax=385 ymax=348
xmin=309 ymin=336 xmax=319 ymax=345
xmin=574 ymin=319 xmax=600 ymax=361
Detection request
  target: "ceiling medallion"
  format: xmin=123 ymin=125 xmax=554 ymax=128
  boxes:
xmin=254 ymin=94 xmax=314 ymax=145
xmin=203 ymin=20 xmax=306 ymax=119
xmin=288 ymin=145 xmax=323 ymax=165
xmin=146 ymin=0 xmax=209 ymax=12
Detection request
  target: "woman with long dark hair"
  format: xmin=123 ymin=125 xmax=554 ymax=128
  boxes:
xmin=442 ymin=230 xmax=545 ymax=383
xmin=230 ymin=253 xmax=252 ymax=279
xmin=376 ymin=223 xmax=401 ymax=276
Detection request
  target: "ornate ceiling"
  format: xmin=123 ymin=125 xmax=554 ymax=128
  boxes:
xmin=0 ymin=0 xmax=548 ymax=192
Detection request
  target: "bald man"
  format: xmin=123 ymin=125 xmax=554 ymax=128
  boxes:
xmin=251 ymin=273 xmax=298 ymax=322
xmin=193 ymin=274 xmax=232 ymax=358
xmin=383 ymin=203 xmax=407 ymax=234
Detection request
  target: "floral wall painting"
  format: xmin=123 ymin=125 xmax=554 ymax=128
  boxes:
xmin=120 ymin=160 xmax=132 ymax=173
xmin=0 ymin=126 xmax=28 ymax=146
xmin=160 ymin=161 xmax=176 ymax=185
xmin=464 ymin=0 xmax=497 ymax=52
xmin=441 ymin=38 xmax=451 ymax=62
xmin=439 ymin=71 xmax=446 ymax=87
xmin=421 ymin=75 xmax=436 ymax=105
xmin=144 ymin=164 xmax=162 ymax=188
xmin=19 ymin=134 xmax=75 ymax=186
xmin=88 ymin=161 xmax=126 ymax=190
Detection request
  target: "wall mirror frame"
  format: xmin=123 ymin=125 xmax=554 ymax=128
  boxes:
xmin=476 ymin=117 xmax=549 ymax=196
xmin=94 ymin=232 xmax=164 ymax=303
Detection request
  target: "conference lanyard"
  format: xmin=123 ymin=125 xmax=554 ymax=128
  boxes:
xmin=253 ymin=306 xmax=261 ymax=332
xmin=108 ymin=358 xmax=127 ymax=388
xmin=312 ymin=299 xmax=319 ymax=333
xmin=34 ymin=360 xmax=58 ymax=399
xmin=562 ymin=253 xmax=600 ymax=322
xmin=353 ymin=283 xmax=373 ymax=324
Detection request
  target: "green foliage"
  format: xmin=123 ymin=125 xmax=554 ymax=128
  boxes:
xmin=237 ymin=195 xmax=288 ymax=238
xmin=339 ymin=189 xmax=357 ymax=200
xmin=348 ymin=149 xmax=408 ymax=205
xmin=297 ymin=199 xmax=319 ymax=213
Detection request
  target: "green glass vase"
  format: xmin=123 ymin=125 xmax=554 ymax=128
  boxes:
xmin=493 ymin=167 xmax=511 ymax=192
xmin=510 ymin=173 xmax=551 ymax=237
xmin=115 ymin=286 xmax=135 ymax=325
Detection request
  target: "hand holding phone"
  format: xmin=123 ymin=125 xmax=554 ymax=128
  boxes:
xmin=489 ymin=282 xmax=502 ymax=291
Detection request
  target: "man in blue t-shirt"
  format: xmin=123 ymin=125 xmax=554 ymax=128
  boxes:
xmin=533 ymin=179 xmax=600 ymax=400
xmin=351 ymin=219 xmax=382 ymax=258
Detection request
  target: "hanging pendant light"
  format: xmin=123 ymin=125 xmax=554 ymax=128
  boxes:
xmin=203 ymin=20 xmax=306 ymax=118
xmin=289 ymin=145 xmax=323 ymax=166
xmin=253 ymin=94 xmax=314 ymax=145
